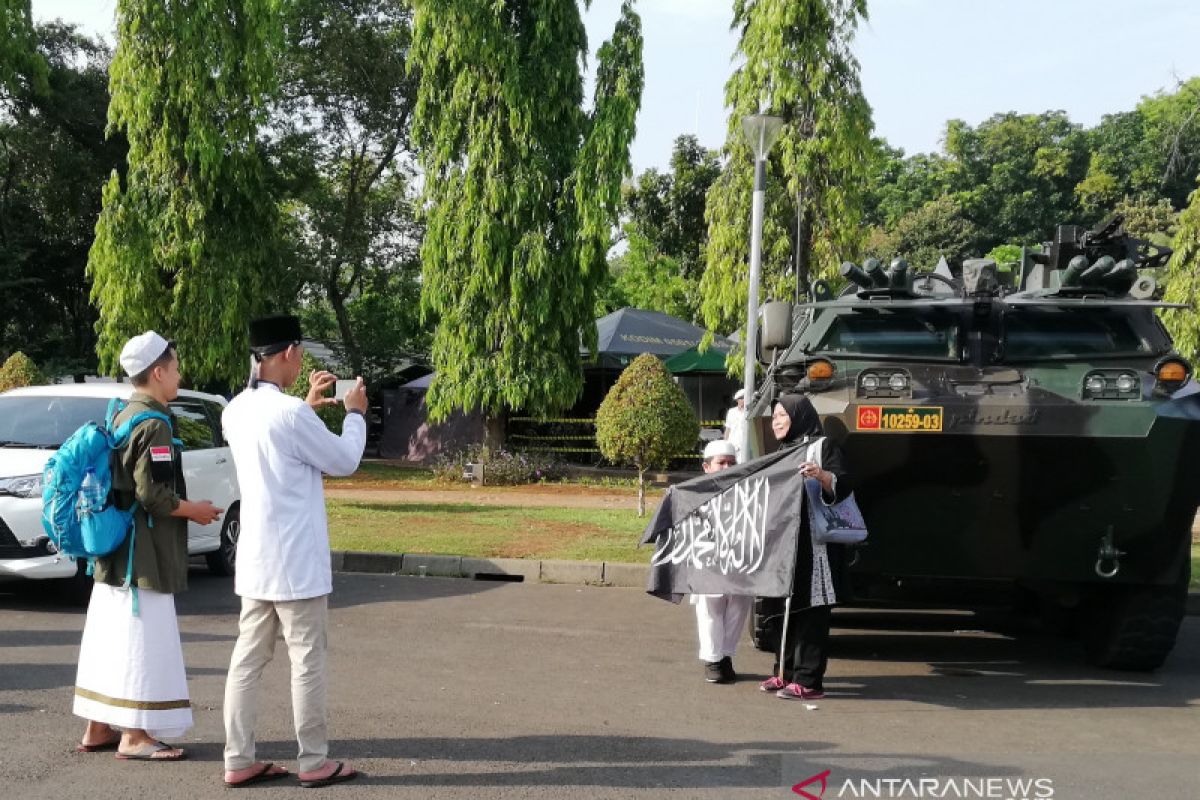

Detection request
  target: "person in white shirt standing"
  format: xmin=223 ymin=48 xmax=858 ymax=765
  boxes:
xmin=723 ymin=388 xmax=747 ymax=459
xmin=219 ymin=315 xmax=368 ymax=789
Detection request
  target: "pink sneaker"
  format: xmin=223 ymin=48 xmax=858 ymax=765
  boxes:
xmin=776 ymin=683 xmax=825 ymax=700
xmin=759 ymin=676 xmax=786 ymax=692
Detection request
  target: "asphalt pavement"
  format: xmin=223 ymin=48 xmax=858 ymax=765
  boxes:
xmin=1 ymin=571 xmax=1197 ymax=799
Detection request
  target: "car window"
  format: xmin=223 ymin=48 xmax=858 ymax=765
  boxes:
xmin=1000 ymin=310 xmax=1151 ymax=360
xmin=0 ymin=396 xmax=113 ymax=448
xmin=202 ymin=400 xmax=227 ymax=446
xmin=170 ymin=399 xmax=218 ymax=450
xmin=815 ymin=311 xmax=962 ymax=360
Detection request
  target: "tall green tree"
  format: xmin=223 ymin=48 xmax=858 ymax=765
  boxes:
xmin=701 ymin=0 xmax=874 ymax=341
xmin=411 ymin=0 xmax=644 ymax=431
xmin=87 ymin=0 xmax=282 ymax=388
xmin=0 ymin=24 xmax=122 ymax=374
xmin=863 ymin=195 xmax=983 ymax=271
xmin=623 ymin=134 xmax=721 ymax=280
xmin=270 ymin=0 xmax=423 ymax=380
xmin=1076 ymin=78 xmax=1200 ymax=217
xmin=942 ymin=111 xmax=1090 ymax=250
xmin=599 ymin=232 xmax=695 ymax=321
xmin=1161 ymin=179 xmax=1200 ymax=363
xmin=0 ymin=0 xmax=47 ymax=101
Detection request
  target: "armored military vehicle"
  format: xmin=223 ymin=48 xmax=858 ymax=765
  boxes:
xmin=748 ymin=215 xmax=1198 ymax=670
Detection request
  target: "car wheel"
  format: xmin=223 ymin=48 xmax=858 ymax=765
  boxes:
xmin=206 ymin=506 xmax=239 ymax=577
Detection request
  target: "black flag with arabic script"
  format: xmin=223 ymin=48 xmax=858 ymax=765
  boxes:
xmin=639 ymin=445 xmax=808 ymax=603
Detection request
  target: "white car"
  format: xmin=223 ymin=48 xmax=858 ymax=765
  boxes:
xmin=0 ymin=383 xmax=241 ymax=599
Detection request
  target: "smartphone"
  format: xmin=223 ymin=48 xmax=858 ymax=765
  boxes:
xmin=334 ymin=379 xmax=356 ymax=402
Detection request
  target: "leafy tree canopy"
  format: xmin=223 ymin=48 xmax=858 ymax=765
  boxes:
xmin=88 ymin=0 xmax=283 ymax=390
xmin=702 ymin=0 xmax=875 ymax=342
xmin=411 ymin=0 xmax=644 ymax=423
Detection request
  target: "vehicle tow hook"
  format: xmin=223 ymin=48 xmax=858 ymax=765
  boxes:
xmin=1094 ymin=527 xmax=1125 ymax=579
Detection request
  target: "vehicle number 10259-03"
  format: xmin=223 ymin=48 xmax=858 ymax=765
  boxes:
xmin=855 ymin=405 xmax=944 ymax=432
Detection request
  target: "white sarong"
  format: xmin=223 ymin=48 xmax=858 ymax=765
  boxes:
xmin=73 ymin=583 xmax=193 ymax=739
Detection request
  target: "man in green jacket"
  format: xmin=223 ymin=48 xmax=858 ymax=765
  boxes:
xmin=72 ymin=332 xmax=224 ymax=761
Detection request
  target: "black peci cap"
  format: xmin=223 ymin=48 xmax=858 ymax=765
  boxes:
xmin=249 ymin=315 xmax=303 ymax=355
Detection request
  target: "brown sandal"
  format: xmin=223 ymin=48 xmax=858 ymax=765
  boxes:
xmin=116 ymin=741 xmax=187 ymax=761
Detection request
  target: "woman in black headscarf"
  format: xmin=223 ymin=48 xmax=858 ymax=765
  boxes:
xmin=759 ymin=393 xmax=853 ymax=701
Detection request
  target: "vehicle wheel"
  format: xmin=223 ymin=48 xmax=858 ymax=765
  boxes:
xmin=749 ymin=596 xmax=785 ymax=652
xmin=1082 ymin=566 xmax=1189 ymax=671
xmin=205 ymin=506 xmax=239 ymax=577
xmin=57 ymin=558 xmax=93 ymax=607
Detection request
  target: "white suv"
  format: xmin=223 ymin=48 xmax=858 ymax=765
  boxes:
xmin=0 ymin=383 xmax=242 ymax=598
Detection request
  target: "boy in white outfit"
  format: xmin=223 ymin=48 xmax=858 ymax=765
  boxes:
xmin=691 ymin=439 xmax=753 ymax=683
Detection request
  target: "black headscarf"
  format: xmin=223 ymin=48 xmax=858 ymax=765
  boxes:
xmin=775 ymin=393 xmax=823 ymax=445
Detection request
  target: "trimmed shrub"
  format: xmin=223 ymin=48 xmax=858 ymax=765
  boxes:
xmin=595 ymin=353 xmax=698 ymax=515
xmin=0 ymin=352 xmax=48 ymax=393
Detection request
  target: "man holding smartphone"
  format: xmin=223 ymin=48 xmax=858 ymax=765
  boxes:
xmin=219 ymin=315 xmax=368 ymax=789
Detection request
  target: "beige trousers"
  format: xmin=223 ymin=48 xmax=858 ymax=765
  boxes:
xmin=223 ymin=595 xmax=329 ymax=772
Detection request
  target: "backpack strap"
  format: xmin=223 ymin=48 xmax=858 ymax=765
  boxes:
xmin=123 ymin=500 xmax=140 ymax=617
xmin=111 ymin=411 xmax=173 ymax=448
xmin=104 ymin=397 xmax=124 ymax=433
xmin=107 ymin=407 xmax=171 ymax=618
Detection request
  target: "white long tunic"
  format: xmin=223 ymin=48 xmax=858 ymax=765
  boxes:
xmin=222 ymin=384 xmax=366 ymax=602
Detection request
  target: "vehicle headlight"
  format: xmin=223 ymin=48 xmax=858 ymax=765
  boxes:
xmin=0 ymin=474 xmax=43 ymax=498
xmin=1085 ymin=375 xmax=1107 ymax=395
xmin=1115 ymin=374 xmax=1138 ymax=394
xmin=861 ymin=374 xmax=879 ymax=391
xmin=888 ymin=373 xmax=909 ymax=392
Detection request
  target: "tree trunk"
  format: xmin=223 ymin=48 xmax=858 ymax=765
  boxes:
xmin=794 ymin=192 xmax=813 ymax=302
xmin=326 ymin=276 xmax=364 ymax=378
xmin=483 ymin=413 xmax=507 ymax=451
xmin=637 ymin=467 xmax=646 ymax=517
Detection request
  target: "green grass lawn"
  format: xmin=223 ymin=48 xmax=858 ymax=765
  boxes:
xmin=327 ymin=499 xmax=652 ymax=563
xmin=1193 ymin=543 xmax=1199 ymax=590
xmin=325 ymin=461 xmax=651 ymax=495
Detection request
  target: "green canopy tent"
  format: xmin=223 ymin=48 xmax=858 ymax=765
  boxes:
xmin=664 ymin=345 xmax=729 ymax=374
xmin=664 ymin=345 xmax=737 ymax=425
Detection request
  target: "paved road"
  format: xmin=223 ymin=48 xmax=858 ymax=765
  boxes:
xmin=1 ymin=572 xmax=1197 ymax=799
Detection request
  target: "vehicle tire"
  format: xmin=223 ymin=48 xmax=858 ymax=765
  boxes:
xmin=1082 ymin=565 xmax=1189 ymax=671
xmin=57 ymin=558 xmax=93 ymax=607
xmin=749 ymin=596 xmax=785 ymax=652
xmin=205 ymin=505 xmax=239 ymax=577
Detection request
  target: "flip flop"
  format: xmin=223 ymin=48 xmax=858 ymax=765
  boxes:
xmin=299 ymin=761 xmax=358 ymax=789
xmin=225 ymin=762 xmax=289 ymax=788
xmin=116 ymin=741 xmax=187 ymax=761
xmin=76 ymin=735 xmax=122 ymax=753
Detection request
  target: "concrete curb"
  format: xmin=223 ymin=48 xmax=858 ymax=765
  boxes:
xmin=331 ymin=550 xmax=647 ymax=588
xmin=330 ymin=551 xmax=1200 ymax=615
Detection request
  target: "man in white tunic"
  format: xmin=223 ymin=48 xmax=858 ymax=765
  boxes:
xmin=690 ymin=439 xmax=753 ymax=684
xmin=723 ymin=389 xmax=746 ymax=459
xmin=73 ymin=332 xmax=224 ymax=761
xmin=220 ymin=316 xmax=367 ymax=789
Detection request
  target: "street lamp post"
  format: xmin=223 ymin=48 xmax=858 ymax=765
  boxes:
xmin=739 ymin=113 xmax=784 ymax=462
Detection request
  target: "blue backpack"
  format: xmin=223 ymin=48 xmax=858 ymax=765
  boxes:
xmin=41 ymin=398 xmax=172 ymax=606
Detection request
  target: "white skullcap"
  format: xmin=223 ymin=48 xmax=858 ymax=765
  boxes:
xmin=119 ymin=331 xmax=172 ymax=377
xmin=703 ymin=439 xmax=738 ymax=460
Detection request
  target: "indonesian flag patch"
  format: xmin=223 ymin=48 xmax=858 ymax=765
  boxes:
xmin=150 ymin=446 xmax=172 ymax=463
